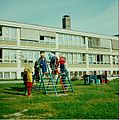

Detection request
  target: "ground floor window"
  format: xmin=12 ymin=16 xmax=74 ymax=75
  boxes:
xmin=0 ymin=72 xmax=3 ymax=78
xmin=4 ymin=72 xmax=10 ymax=79
xmin=0 ymin=72 xmax=17 ymax=79
xmin=11 ymin=72 xmax=17 ymax=79
xmin=0 ymin=49 xmax=2 ymax=62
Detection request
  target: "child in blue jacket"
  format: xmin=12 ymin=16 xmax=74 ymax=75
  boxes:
xmin=38 ymin=53 xmax=47 ymax=74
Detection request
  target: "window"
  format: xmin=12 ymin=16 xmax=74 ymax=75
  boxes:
xmin=82 ymin=36 xmax=85 ymax=44
xmin=69 ymin=35 xmax=72 ymax=46
xmin=21 ymin=50 xmax=39 ymax=63
xmin=77 ymin=54 xmax=81 ymax=64
xmin=70 ymin=71 xmax=73 ymax=77
xmin=11 ymin=72 xmax=16 ymax=79
xmin=50 ymin=37 xmax=55 ymax=44
xmin=112 ymin=40 xmax=119 ymax=50
xmin=103 ymin=55 xmax=110 ymax=64
xmin=73 ymin=54 xmax=78 ymax=64
xmin=3 ymin=50 xmax=16 ymax=63
xmin=82 ymin=54 xmax=86 ymax=64
xmin=4 ymin=72 xmax=10 ymax=79
xmin=3 ymin=50 xmax=10 ymax=63
xmin=11 ymin=50 xmax=16 ymax=63
xmin=72 ymin=35 xmax=76 ymax=46
xmin=4 ymin=27 xmax=10 ymax=40
xmin=27 ymin=51 xmax=33 ymax=63
xmin=11 ymin=28 xmax=17 ymax=40
xmin=113 ymin=56 xmax=119 ymax=65
xmin=0 ymin=49 xmax=2 ymax=62
xmin=39 ymin=35 xmax=55 ymax=44
xmin=68 ymin=53 xmax=73 ymax=64
xmin=88 ymin=54 xmax=93 ymax=64
xmin=79 ymin=71 xmax=82 ymax=76
xmin=3 ymin=27 xmax=17 ymax=41
xmin=100 ymin=38 xmax=110 ymax=49
xmin=0 ymin=72 xmax=3 ymax=79
xmin=58 ymin=34 xmax=63 ymax=45
xmin=34 ymin=51 xmax=40 ymax=61
xmin=83 ymin=71 xmax=86 ymax=76
xmin=88 ymin=37 xmax=100 ymax=48
xmin=40 ymin=36 xmax=44 ymax=40
xmin=63 ymin=34 xmax=67 ymax=45
xmin=0 ymin=26 xmax=2 ymax=36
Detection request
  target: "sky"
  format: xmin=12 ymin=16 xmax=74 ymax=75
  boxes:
xmin=0 ymin=0 xmax=118 ymax=36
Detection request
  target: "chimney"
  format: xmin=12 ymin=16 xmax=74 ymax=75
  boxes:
xmin=62 ymin=15 xmax=71 ymax=30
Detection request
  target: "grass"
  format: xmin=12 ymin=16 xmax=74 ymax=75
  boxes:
xmin=0 ymin=79 xmax=119 ymax=119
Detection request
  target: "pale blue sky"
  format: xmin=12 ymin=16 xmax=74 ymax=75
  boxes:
xmin=0 ymin=0 xmax=118 ymax=35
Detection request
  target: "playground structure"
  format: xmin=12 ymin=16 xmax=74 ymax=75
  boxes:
xmin=83 ymin=72 xmax=109 ymax=85
xmin=33 ymin=61 xmax=74 ymax=95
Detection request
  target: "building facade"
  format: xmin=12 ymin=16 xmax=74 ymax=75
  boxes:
xmin=0 ymin=18 xmax=119 ymax=79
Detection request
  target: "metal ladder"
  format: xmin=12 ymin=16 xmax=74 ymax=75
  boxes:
xmin=39 ymin=63 xmax=57 ymax=95
xmin=56 ymin=70 xmax=74 ymax=94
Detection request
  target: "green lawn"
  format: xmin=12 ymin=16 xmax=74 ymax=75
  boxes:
xmin=0 ymin=79 xmax=119 ymax=119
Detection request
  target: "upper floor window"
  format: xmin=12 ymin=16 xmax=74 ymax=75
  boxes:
xmin=88 ymin=37 xmax=100 ymax=48
xmin=39 ymin=36 xmax=55 ymax=44
xmin=2 ymin=27 xmax=17 ymax=41
xmin=112 ymin=56 xmax=119 ymax=65
xmin=2 ymin=49 xmax=17 ymax=63
xmin=58 ymin=33 xmax=86 ymax=47
xmin=0 ymin=26 xmax=2 ymax=36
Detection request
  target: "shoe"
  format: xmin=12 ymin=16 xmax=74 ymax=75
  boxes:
xmin=28 ymin=95 xmax=32 ymax=97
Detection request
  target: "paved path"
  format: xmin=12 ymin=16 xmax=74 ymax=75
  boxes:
xmin=0 ymin=81 xmax=23 ymax=84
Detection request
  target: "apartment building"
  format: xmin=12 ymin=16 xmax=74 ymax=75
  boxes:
xmin=0 ymin=16 xmax=119 ymax=79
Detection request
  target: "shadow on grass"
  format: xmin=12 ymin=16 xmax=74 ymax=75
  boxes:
xmin=116 ymin=93 xmax=119 ymax=95
xmin=74 ymin=83 xmax=89 ymax=86
xmin=4 ymin=87 xmax=25 ymax=96
xmin=3 ymin=91 xmax=22 ymax=95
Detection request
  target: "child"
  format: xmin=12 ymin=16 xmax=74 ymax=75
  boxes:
xmin=49 ymin=53 xmax=59 ymax=74
xmin=33 ymin=61 xmax=40 ymax=82
xmin=23 ymin=67 xmax=28 ymax=95
xmin=59 ymin=55 xmax=67 ymax=89
xmin=59 ymin=55 xmax=66 ymax=73
xmin=23 ymin=65 xmax=33 ymax=97
xmin=38 ymin=53 xmax=47 ymax=74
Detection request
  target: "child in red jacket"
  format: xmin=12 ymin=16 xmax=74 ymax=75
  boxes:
xmin=59 ymin=55 xmax=66 ymax=73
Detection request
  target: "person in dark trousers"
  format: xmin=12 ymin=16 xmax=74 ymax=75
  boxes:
xmin=59 ymin=55 xmax=67 ymax=89
xmin=49 ymin=53 xmax=59 ymax=74
xmin=59 ymin=55 xmax=66 ymax=73
xmin=23 ymin=67 xmax=28 ymax=95
xmin=33 ymin=61 xmax=40 ymax=82
xmin=38 ymin=53 xmax=47 ymax=74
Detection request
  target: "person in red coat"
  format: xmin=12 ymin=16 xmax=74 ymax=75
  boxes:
xmin=59 ymin=55 xmax=66 ymax=73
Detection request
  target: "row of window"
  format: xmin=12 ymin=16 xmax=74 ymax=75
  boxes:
xmin=60 ymin=52 xmax=86 ymax=64
xmin=70 ymin=71 xmax=119 ymax=77
xmin=60 ymin=52 xmax=119 ymax=65
xmin=88 ymin=54 xmax=110 ymax=64
xmin=20 ymin=36 xmax=56 ymax=45
xmin=58 ymin=34 xmax=86 ymax=47
xmin=0 ymin=70 xmax=118 ymax=79
xmin=0 ymin=26 xmax=118 ymax=50
xmin=0 ymin=72 xmax=17 ymax=79
xmin=0 ymin=49 xmax=118 ymax=65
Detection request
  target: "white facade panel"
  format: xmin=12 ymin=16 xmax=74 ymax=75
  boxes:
xmin=21 ymin=28 xmax=39 ymax=40
xmin=100 ymin=38 xmax=110 ymax=48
